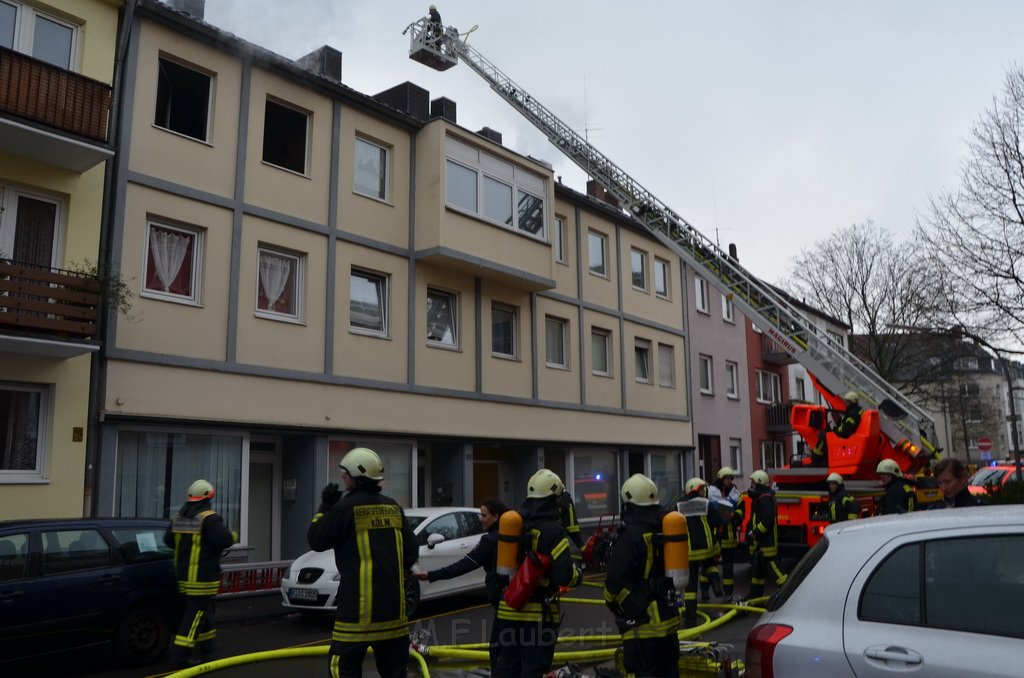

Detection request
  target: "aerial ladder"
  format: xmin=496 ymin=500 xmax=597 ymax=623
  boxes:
xmin=404 ymin=16 xmax=938 ymax=488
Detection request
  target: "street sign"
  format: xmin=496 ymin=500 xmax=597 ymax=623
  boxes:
xmin=977 ymin=436 xmax=993 ymax=452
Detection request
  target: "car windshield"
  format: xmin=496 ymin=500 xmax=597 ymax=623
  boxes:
xmin=970 ymin=468 xmax=1007 ymax=486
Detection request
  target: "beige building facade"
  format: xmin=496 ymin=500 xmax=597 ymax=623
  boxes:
xmin=95 ymin=1 xmax=693 ymax=561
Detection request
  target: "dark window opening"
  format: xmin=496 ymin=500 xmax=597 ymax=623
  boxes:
xmin=262 ymin=99 xmax=309 ymax=173
xmin=155 ymin=58 xmax=211 ymax=141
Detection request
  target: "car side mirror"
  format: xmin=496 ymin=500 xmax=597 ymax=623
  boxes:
xmin=427 ymin=532 xmax=446 ymax=549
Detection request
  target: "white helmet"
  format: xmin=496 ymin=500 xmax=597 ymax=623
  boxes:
xmin=620 ymin=474 xmax=660 ymax=506
xmin=717 ymin=466 xmax=736 ymax=480
xmin=826 ymin=472 xmax=844 ymax=485
xmin=187 ymin=479 xmax=215 ymax=502
xmin=684 ymin=477 xmax=707 ymax=495
xmin=844 ymin=391 xmax=860 ymax=404
xmin=339 ymin=447 xmax=384 ymax=481
xmin=527 ymin=468 xmax=564 ymax=499
xmin=750 ymin=470 xmax=771 ymax=487
xmin=876 ymin=459 xmax=901 ymax=477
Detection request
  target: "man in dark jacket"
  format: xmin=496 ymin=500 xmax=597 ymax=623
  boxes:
xmin=876 ymin=459 xmax=916 ymax=514
xmin=603 ymin=474 xmax=679 ymax=677
xmin=826 ymin=473 xmax=859 ymax=523
xmin=308 ymin=447 xmax=419 ymax=678
xmin=493 ymin=468 xmax=582 ymax=677
xmin=929 ymin=458 xmax=986 ymax=509
xmin=164 ymin=479 xmax=236 ymax=668
xmin=747 ymin=470 xmax=787 ymax=599
xmin=835 ymin=391 xmax=863 ymax=438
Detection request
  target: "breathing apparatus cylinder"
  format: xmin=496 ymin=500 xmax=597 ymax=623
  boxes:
xmin=496 ymin=510 xmax=523 ymax=576
xmin=661 ymin=510 xmax=689 ymax=592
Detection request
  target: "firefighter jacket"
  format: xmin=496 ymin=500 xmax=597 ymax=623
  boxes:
xmin=681 ymin=492 xmax=722 ymax=562
xmin=496 ymin=496 xmax=582 ymax=624
xmin=709 ymin=482 xmax=742 ymax=549
xmin=835 ymin=404 xmax=862 ymax=438
xmin=307 ymin=486 xmax=418 ymax=645
xmin=879 ymin=478 xmax=916 ymax=515
xmin=748 ymin=487 xmax=780 ymax=557
xmin=163 ymin=499 xmax=236 ymax=597
xmin=828 ymin=487 xmax=859 ymax=523
xmin=560 ymin=490 xmax=584 ymax=549
xmin=602 ymin=504 xmax=679 ymax=640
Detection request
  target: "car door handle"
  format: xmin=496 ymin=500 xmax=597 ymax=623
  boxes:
xmin=97 ymin=573 xmax=120 ymax=585
xmin=865 ymin=646 xmax=923 ymax=665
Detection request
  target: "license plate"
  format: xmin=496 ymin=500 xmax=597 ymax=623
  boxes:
xmin=288 ymin=588 xmax=319 ymax=601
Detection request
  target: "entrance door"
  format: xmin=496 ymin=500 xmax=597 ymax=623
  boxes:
xmin=248 ymin=440 xmax=280 ymax=562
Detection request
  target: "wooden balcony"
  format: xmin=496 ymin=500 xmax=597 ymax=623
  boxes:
xmin=0 ymin=260 xmax=101 ymax=345
xmin=0 ymin=46 xmax=113 ymax=172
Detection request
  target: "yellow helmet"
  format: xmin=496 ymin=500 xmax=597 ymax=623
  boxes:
xmin=684 ymin=477 xmax=707 ymax=495
xmin=826 ymin=472 xmax=844 ymax=484
xmin=527 ymin=468 xmax=564 ymax=499
xmin=187 ymin=479 xmax=215 ymax=502
xmin=717 ymin=466 xmax=736 ymax=480
xmin=750 ymin=470 xmax=771 ymax=487
xmin=339 ymin=447 xmax=384 ymax=481
xmin=844 ymin=391 xmax=860 ymax=404
xmin=620 ymin=474 xmax=660 ymax=506
xmin=876 ymin=459 xmax=901 ymax=476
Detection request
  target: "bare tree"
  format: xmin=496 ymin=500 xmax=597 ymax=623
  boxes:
xmin=781 ymin=221 xmax=945 ymax=393
xmin=917 ymin=65 xmax=1024 ymax=350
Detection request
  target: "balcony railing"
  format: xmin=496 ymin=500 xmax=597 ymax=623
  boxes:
xmin=766 ymin=401 xmax=794 ymax=432
xmin=0 ymin=45 xmax=111 ymax=142
xmin=761 ymin=333 xmax=797 ymax=365
xmin=0 ymin=260 xmax=101 ymax=339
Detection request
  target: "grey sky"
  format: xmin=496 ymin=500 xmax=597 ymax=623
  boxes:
xmin=202 ymin=0 xmax=1023 ymax=282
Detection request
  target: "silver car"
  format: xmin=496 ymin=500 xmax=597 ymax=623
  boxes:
xmin=746 ymin=505 xmax=1024 ymax=678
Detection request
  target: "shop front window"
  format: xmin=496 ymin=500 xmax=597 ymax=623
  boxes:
xmin=572 ymin=448 xmax=618 ymax=518
xmin=649 ymin=451 xmax=681 ymax=505
xmin=329 ymin=440 xmax=412 ymax=507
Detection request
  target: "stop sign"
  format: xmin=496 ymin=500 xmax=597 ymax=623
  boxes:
xmin=977 ymin=436 xmax=993 ymax=452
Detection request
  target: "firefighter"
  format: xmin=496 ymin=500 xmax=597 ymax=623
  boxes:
xmin=929 ymin=458 xmax=985 ymax=509
xmin=307 ymin=447 xmax=419 ymax=678
xmin=603 ymin=474 xmax=679 ymax=678
xmin=826 ymin=473 xmax=859 ymax=523
xmin=708 ymin=467 xmax=743 ymax=599
xmin=876 ymin=458 xmax=916 ymax=514
xmin=559 ymin=489 xmax=586 ymax=550
xmin=679 ymin=477 xmax=722 ymax=626
xmin=835 ymin=391 xmax=863 ymax=438
xmin=164 ymin=479 xmax=236 ymax=668
xmin=746 ymin=470 xmax=787 ymax=599
xmin=493 ymin=468 xmax=582 ymax=677
xmin=427 ymin=4 xmax=443 ymax=44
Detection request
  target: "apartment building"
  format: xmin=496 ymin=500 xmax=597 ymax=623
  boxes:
xmin=92 ymin=0 xmax=692 ymax=561
xmin=0 ymin=0 xmax=121 ymax=519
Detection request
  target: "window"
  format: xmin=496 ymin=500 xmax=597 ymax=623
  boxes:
xmin=826 ymin=329 xmax=845 ymax=349
xmin=759 ymin=441 xmax=785 ymax=469
xmin=588 ymin=231 xmax=607 ymax=276
xmin=491 ymin=304 xmax=517 ymax=358
xmin=354 ymin=137 xmax=389 ymax=200
xmin=631 ymin=249 xmax=647 ymax=290
xmin=649 ymin=451 xmax=681 ymax=506
xmin=545 ymin=316 xmax=568 ymax=368
xmin=634 ymin=339 xmax=651 ymax=383
xmin=699 ymin=354 xmax=713 ymax=394
xmin=0 ymin=1 xmax=77 ymax=70
xmin=573 ymin=448 xmax=618 ymax=517
xmin=0 ymin=532 xmax=29 ymax=581
xmin=0 ymin=383 xmax=48 ymax=479
xmin=695 ymin=276 xmax=709 ymax=313
xmin=725 ymin=360 xmax=739 ymax=399
xmin=261 ymin=98 xmax=309 ymax=173
xmin=794 ymin=378 xmax=807 ymax=402
xmin=143 ymin=221 xmax=203 ymax=304
xmin=40 ymin=528 xmax=115 ymax=575
xmin=444 ymin=137 xmax=546 ymax=238
xmin=654 ymin=258 xmax=669 ymax=298
xmin=0 ymin=187 xmax=61 ymax=267
xmin=756 ymin=369 xmax=782 ymax=404
xmin=658 ymin=343 xmax=675 ymax=388
xmin=728 ymin=438 xmax=742 ymax=474
xmin=553 ymin=217 xmax=566 ymax=263
xmin=155 ymin=57 xmax=211 ymax=142
xmin=426 ymin=288 xmax=458 ymax=348
xmin=256 ymin=247 xmax=302 ymax=320
xmin=350 ymin=269 xmax=388 ymax=335
xmin=954 ymin=356 xmax=979 ymax=371
xmin=722 ymin=294 xmax=734 ymax=323
xmin=591 ymin=328 xmax=611 ymax=376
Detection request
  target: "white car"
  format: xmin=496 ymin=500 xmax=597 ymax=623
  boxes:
xmin=746 ymin=505 xmax=1024 ymax=678
xmin=281 ymin=506 xmax=486 ymax=616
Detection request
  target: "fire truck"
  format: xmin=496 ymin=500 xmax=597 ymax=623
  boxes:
xmin=403 ymin=14 xmax=940 ymax=553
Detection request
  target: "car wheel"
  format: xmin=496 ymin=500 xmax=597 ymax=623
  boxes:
xmin=405 ymin=574 xmax=421 ymax=618
xmin=113 ymin=606 xmax=171 ymax=666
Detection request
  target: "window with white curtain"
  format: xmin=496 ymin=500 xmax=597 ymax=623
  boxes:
xmin=115 ymin=431 xmax=243 ymax=535
xmin=0 ymin=382 xmax=48 ymax=480
xmin=143 ymin=220 xmax=203 ymax=304
xmin=256 ymin=246 xmax=302 ymax=321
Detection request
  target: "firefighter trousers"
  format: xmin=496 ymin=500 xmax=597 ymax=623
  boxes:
xmin=173 ymin=595 xmax=218 ymax=664
xmin=328 ymin=635 xmax=409 ymax=678
xmin=622 ymin=630 xmax=679 ymax=678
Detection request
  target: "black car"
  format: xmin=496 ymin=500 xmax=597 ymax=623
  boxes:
xmin=0 ymin=517 xmax=181 ymax=666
